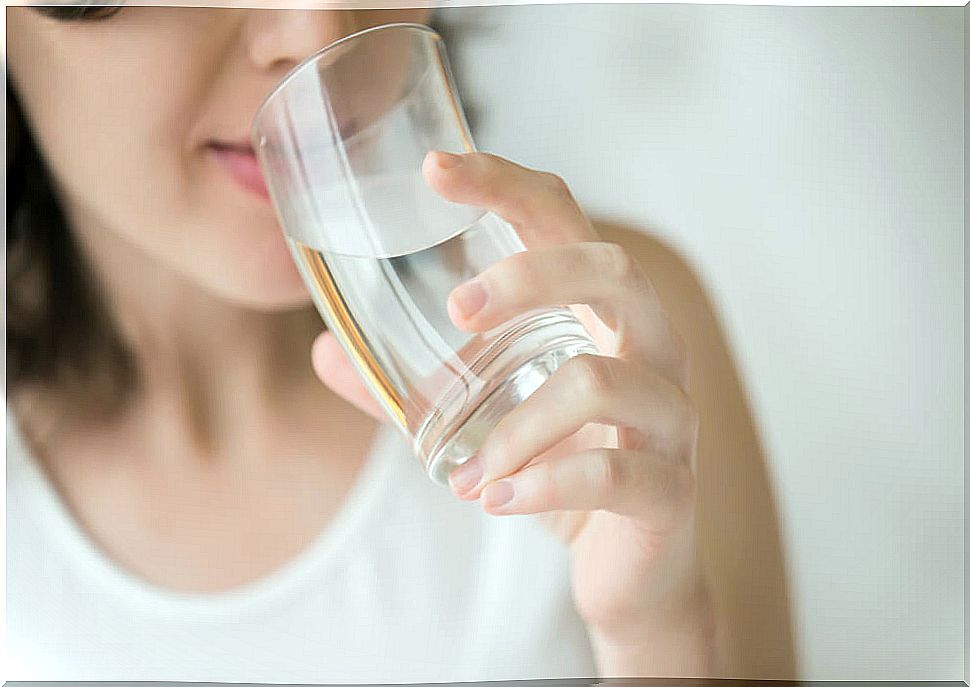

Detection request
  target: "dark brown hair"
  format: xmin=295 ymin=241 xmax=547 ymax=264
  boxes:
xmin=7 ymin=5 xmax=137 ymax=424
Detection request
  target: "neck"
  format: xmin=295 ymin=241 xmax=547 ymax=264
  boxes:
xmin=60 ymin=200 xmax=329 ymax=459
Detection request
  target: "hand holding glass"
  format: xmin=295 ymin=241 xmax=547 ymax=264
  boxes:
xmin=252 ymin=23 xmax=597 ymax=485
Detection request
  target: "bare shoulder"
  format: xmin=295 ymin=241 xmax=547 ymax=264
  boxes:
xmin=594 ymin=219 xmax=800 ymax=680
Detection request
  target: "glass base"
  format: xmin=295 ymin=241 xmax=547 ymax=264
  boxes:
xmin=416 ymin=309 xmax=597 ymax=487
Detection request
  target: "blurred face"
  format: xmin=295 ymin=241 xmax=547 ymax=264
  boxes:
xmin=6 ymin=7 xmax=432 ymax=309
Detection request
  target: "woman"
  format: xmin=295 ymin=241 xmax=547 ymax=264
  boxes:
xmin=6 ymin=5 xmax=796 ymax=683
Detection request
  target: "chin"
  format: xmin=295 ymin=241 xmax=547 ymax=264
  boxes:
xmin=228 ymin=235 xmax=315 ymax=309
xmin=221 ymin=282 xmax=314 ymax=312
xmin=199 ymin=261 xmax=313 ymax=312
xmin=183 ymin=213 xmax=316 ymax=310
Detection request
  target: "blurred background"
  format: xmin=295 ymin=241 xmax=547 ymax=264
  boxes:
xmin=435 ymin=4 xmax=963 ymax=681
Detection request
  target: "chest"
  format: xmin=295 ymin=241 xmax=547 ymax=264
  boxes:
xmin=8 ymin=444 xmax=598 ymax=682
xmin=33 ymin=421 xmax=373 ymax=593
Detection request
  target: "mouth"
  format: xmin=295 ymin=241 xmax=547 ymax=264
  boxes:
xmin=207 ymin=139 xmax=271 ymax=202
xmin=206 ymin=114 xmax=361 ymax=202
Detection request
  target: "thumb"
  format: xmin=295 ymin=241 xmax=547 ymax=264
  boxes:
xmin=311 ymin=331 xmax=389 ymax=422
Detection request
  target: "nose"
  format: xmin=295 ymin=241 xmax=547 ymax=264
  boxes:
xmin=244 ymin=10 xmax=358 ymax=74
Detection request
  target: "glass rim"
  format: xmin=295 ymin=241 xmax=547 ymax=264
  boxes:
xmin=250 ymin=21 xmax=440 ymax=146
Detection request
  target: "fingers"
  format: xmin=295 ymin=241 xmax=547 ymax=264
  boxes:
xmin=422 ymin=150 xmax=599 ymax=247
xmin=311 ymin=331 xmax=387 ymax=421
xmin=422 ymin=150 xmax=698 ymax=530
xmin=421 ymin=151 xmax=686 ymax=386
xmin=479 ymin=448 xmax=695 ymax=534
xmin=450 ymin=353 xmax=698 ymax=501
xmin=446 ymin=241 xmax=685 ymax=381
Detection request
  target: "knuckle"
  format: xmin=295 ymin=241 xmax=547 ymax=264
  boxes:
xmin=484 ymin=421 xmax=519 ymax=476
xmin=571 ymin=353 xmax=617 ymax=400
xmin=477 ymin=160 xmax=505 ymax=200
xmin=498 ymin=423 xmax=521 ymax=470
xmin=589 ymin=449 xmax=623 ymax=500
xmin=477 ymin=151 xmax=499 ymax=166
xmin=492 ymin=251 xmax=540 ymax=300
xmin=676 ymin=389 xmax=700 ymax=429
xmin=651 ymin=466 xmax=683 ymax=532
xmin=529 ymin=460 xmax=561 ymax=508
xmin=473 ymin=151 xmax=504 ymax=176
xmin=664 ymin=464 xmax=697 ymax=530
xmin=543 ymin=172 xmax=573 ymax=200
xmin=597 ymin=242 xmax=642 ymax=288
xmin=679 ymin=391 xmax=701 ymax=441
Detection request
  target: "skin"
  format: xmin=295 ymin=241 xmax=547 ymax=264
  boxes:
xmin=7 ymin=6 xmax=796 ymax=679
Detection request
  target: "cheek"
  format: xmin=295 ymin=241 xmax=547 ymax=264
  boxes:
xmin=12 ymin=24 xmax=310 ymax=309
xmin=24 ymin=58 xmax=309 ymax=306
xmin=58 ymin=127 xmax=309 ymax=308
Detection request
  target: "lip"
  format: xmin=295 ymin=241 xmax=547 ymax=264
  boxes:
xmin=207 ymin=141 xmax=270 ymax=202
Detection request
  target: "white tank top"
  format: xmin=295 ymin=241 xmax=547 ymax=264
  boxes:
xmin=4 ymin=407 xmax=597 ymax=682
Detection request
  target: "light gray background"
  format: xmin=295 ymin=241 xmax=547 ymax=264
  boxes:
xmin=436 ymin=4 xmax=964 ymax=681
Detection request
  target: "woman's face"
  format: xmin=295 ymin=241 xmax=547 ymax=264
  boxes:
xmin=6 ymin=7 xmax=432 ymax=310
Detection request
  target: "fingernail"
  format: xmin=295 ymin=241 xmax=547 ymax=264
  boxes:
xmin=450 ymin=278 xmax=487 ymax=320
xmin=483 ymin=480 xmax=515 ymax=510
xmin=435 ymin=151 xmax=463 ymax=169
xmin=449 ymin=454 xmax=483 ymax=494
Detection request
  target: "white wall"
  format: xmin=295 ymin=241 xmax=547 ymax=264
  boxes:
xmin=437 ymin=4 xmax=964 ymax=680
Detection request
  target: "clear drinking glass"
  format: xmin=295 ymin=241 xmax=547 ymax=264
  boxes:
xmin=251 ymin=23 xmax=597 ymax=486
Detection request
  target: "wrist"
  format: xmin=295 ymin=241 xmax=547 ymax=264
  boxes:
xmin=587 ymin=575 xmax=717 ymax=678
